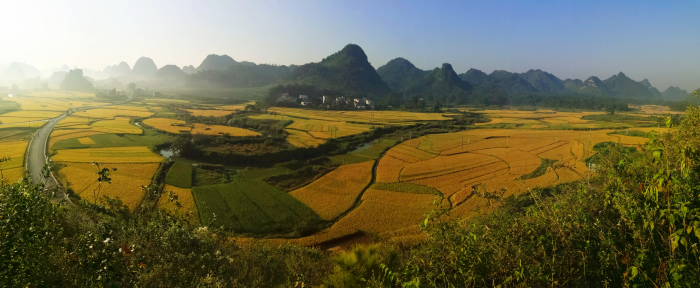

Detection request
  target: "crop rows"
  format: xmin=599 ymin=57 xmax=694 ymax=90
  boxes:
xmin=192 ymin=179 xmax=321 ymax=233
xmin=52 ymin=146 xmax=164 ymax=163
xmin=290 ymin=160 xmax=374 ymax=221
xmin=59 ymin=162 xmax=159 ymax=210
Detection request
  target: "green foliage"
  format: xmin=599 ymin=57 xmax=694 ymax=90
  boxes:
xmin=519 ymin=158 xmax=557 ymax=180
xmin=371 ymin=182 xmax=442 ymax=196
xmin=290 ymin=44 xmax=391 ymax=99
xmin=192 ymin=165 xmax=229 ymax=186
xmin=0 ymin=178 xmax=60 ymax=286
xmin=192 ymin=179 xmax=322 ymax=234
xmin=164 ymin=162 xmax=193 ymax=188
xmin=240 ymin=166 xmax=292 ymax=180
xmin=323 ymin=244 xmax=396 ymax=288
xmin=0 ymin=178 xmax=332 ymax=286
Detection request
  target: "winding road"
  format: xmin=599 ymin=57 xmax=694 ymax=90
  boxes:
xmin=23 ymin=96 xmax=131 ymax=188
xmin=26 ymin=113 xmax=67 ymax=187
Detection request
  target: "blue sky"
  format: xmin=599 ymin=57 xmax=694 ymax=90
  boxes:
xmin=1 ymin=0 xmax=699 ymax=90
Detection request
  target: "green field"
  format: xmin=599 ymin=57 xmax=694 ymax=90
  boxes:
xmin=192 ymin=179 xmax=322 ymax=234
xmin=165 ymin=162 xmax=193 ymax=188
xmin=240 ymin=166 xmax=292 ymax=180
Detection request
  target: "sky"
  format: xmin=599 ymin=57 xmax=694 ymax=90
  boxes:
xmin=1 ymin=0 xmax=699 ymax=91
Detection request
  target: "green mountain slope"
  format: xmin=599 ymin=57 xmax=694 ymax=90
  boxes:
xmin=290 ymin=44 xmax=391 ymax=98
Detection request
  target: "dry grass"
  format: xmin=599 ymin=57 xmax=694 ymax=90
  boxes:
xmin=52 ymin=146 xmax=163 ymax=163
xmin=59 ymin=162 xmax=160 ymax=210
xmin=290 ymin=161 xmax=374 ymax=221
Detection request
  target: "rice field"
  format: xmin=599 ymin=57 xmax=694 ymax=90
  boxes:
xmin=157 ymin=184 xmax=199 ymax=222
xmin=72 ymin=108 xmax=154 ymax=119
xmin=142 ymin=118 xmax=260 ymax=136
xmin=290 ymin=161 xmax=374 ymax=221
xmin=58 ymin=162 xmax=160 ymax=210
xmin=185 ymin=109 xmax=238 ymax=117
xmin=0 ymin=141 xmax=28 ymax=171
xmin=284 ymin=129 xmax=326 ymax=148
xmin=51 ymin=146 xmax=164 ymax=163
xmin=91 ymin=117 xmax=143 ymax=134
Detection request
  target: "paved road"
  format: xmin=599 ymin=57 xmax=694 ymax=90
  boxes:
xmin=27 ymin=113 xmax=67 ymax=187
xmin=26 ymin=96 xmax=131 ymax=187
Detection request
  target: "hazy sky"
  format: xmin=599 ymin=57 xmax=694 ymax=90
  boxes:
xmin=1 ymin=0 xmax=699 ymax=91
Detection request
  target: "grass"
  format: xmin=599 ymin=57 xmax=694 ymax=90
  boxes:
xmin=519 ymin=158 xmax=558 ymax=180
xmin=240 ymin=166 xmax=291 ymax=180
xmin=611 ymin=130 xmax=649 ymax=137
xmin=165 ymin=162 xmax=193 ymax=188
xmin=193 ymin=167 xmax=229 ymax=186
xmin=371 ymin=182 xmax=443 ymax=196
xmin=191 ymin=179 xmax=322 ymax=234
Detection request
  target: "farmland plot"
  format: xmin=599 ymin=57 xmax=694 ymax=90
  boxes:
xmin=290 ymin=161 xmax=374 ymax=221
xmin=59 ymin=163 xmax=160 ymax=210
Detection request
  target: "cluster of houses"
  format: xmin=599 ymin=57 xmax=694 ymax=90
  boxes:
xmin=277 ymin=93 xmax=373 ymax=109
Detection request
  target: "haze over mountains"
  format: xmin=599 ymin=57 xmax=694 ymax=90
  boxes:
xmin=0 ymin=44 xmax=692 ymax=101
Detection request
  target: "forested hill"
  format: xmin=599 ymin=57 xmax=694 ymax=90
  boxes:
xmin=377 ymin=59 xmax=472 ymax=103
xmin=289 ymin=44 xmax=391 ymax=98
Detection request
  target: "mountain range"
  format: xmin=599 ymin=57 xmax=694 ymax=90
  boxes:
xmin=0 ymin=44 xmax=694 ymax=101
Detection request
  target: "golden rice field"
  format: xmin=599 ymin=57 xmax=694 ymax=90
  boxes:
xmin=157 ymin=184 xmax=199 ymax=223
xmin=77 ymin=137 xmax=95 ymax=144
xmin=58 ymin=162 xmax=160 ymax=210
xmin=0 ymin=111 xmax=62 ymax=124
xmin=267 ymin=107 xmax=452 ymax=124
xmin=630 ymin=104 xmax=684 ymax=115
xmin=290 ymin=160 xmax=374 ymax=221
xmin=52 ymin=146 xmax=164 ymax=163
xmin=0 ymin=167 xmax=24 ymax=183
xmin=72 ymin=108 xmax=154 ymax=119
xmin=284 ymin=129 xmax=326 ymax=148
xmin=373 ymin=128 xmax=650 ymax=221
xmin=142 ymin=118 xmax=260 ymax=136
xmin=0 ymin=141 xmax=28 ymax=171
xmin=49 ymin=130 xmax=104 ymax=150
xmin=185 ymin=109 xmax=238 ymax=117
xmin=91 ymin=117 xmax=143 ymax=134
